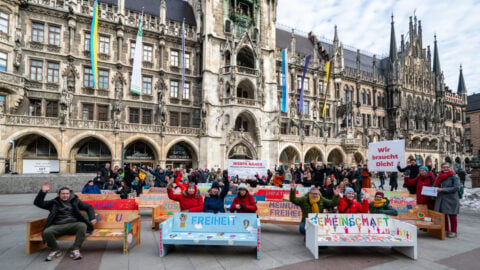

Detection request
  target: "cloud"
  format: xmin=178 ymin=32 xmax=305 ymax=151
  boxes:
xmin=277 ymin=0 xmax=480 ymax=94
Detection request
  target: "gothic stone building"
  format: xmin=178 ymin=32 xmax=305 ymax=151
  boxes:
xmin=0 ymin=0 xmax=468 ymax=174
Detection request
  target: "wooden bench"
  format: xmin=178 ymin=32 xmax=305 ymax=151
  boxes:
xmin=151 ymin=201 xmax=181 ymax=230
xmin=136 ymin=194 xmax=170 ymax=210
xmin=76 ymin=194 xmax=121 ymax=200
xmin=306 ymin=213 xmax=417 ymax=260
xmin=396 ymin=204 xmax=445 ymax=240
xmin=256 ymin=201 xmax=302 ymax=225
xmin=159 ymin=212 xmax=261 ymax=259
xmin=26 ymin=210 xmax=141 ymax=255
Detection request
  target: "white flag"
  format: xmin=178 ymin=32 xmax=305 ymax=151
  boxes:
xmin=130 ymin=16 xmax=143 ymax=94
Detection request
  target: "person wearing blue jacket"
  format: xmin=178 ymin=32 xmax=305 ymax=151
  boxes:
xmin=82 ymin=180 xmax=101 ymax=194
xmin=148 ymin=165 xmax=168 ymax=187
xmin=204 ymin=170 xmax=230 ymax=213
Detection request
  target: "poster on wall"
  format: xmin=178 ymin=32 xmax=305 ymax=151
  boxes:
xmin=23 ymin=160 xmax=60 ymax=174
xmin=367 ymin=140 xmax=405 ymax=172
xmin=227 ymin=159 xmax=268 ymax=178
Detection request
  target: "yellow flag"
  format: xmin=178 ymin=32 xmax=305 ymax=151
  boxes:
xmin=321 ymin=61 xmax=332 ymax=118
xmin=139 ymin=170 xmax=147 ymax=181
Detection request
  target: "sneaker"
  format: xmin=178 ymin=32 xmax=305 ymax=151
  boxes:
xmin=447 ymin=232 xmax=457 ymax=238
xmin=45 ymin=250 xmax=62 ymax=261
xmin=69 ymin=250 xmax=83 ymax=260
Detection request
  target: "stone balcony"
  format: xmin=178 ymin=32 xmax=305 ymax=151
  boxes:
xmin=221 ymin=66 xmax=259 ymax=76
xmin=2 ymin=115 xmax=200 ymax=136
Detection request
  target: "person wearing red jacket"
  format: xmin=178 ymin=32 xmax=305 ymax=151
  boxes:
xmin=167 ymin=180 xmax=203 ymax=212
xmin=230 ymin=183 xmax=257 ymax=213
xmin=404 ymin=166 xmax=435 ymax=209
xmin=174 ymin=170 xmax=188 ymax=191
xmin=338 ymin=187 xmax=369 ymax=213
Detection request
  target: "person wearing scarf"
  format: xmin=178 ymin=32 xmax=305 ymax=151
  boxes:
xmin=405 ymin=166 xmax=436 ymax=209
xmin=369 ymin=191 xmax=398 ymax=216
xmin=434 ymin=163 xmax=460 ymax=238
xmin=338 ymin=187 xmax=369 ymax=213
xmin=290 ymin=181 xmax=340 ymax=235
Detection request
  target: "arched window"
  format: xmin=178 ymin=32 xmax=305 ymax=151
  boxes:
xmin=366 ymin=90 xmax=371 ymax=105
xmin=236 ymin=47 xmax=254 ymax=69
xmin=23 ymin=137 xmax=58 ymax=158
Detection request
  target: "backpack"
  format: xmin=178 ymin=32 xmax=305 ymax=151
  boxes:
xmin=458 ymin=185 xmax=464 ymax=199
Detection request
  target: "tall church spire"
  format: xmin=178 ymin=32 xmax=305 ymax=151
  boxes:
xmin=389 ymin=15 xmax=397 ymax=63
xmin=432 ymin=34 xmax=441 ymax=75
xmin=457 ymin=65 xmax=467 ymax=94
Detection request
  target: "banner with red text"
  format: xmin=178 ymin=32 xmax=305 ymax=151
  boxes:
xmin=228 ymin=159 xmax=268 ymax=178
xmin=368 ymin=139 xmax=405 ymax=172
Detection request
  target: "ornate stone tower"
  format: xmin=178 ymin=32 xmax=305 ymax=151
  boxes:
xmin=197 ymin=0 xmax=279 ymax=168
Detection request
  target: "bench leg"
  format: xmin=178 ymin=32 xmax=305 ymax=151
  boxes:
xmin=256 ymin=228 xmax=261 ymax=260
xmin=393 ymin=246 xmax=417 ymax=260
xmin=427 ymin=228 xmax=445 ymax=240
xmin=26 ymin=240 xmax=46 ymax=255
xmin=159 ymin=244 xmax=172 ymax=257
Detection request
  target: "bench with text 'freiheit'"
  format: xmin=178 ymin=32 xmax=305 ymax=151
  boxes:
xmin=26 ymin=210 xmax=141 ymax=255
xmin=306 ymin=213 xmax=417 ymax=260
xmin=159 ymin=212 xmax=261 ymax=259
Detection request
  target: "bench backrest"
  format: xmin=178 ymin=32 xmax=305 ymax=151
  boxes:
xmin=137 ymin=194 xmax=170 ymax=206
xmin=83 ymin=199 xmax=138 ymax=210
xmin=93 ymin=210 xmax=139 ymax=229
xmin=169 ymin=212 xmax=258 ymax=233
xmin=307 ymin=213 xmax=393 ymax=235
xmin=396 ymin=205 xmax=444 ymax=225
xmin=257 ymin=201 xmax=302 ymax=222
xmin=77 ymin=194 xmax=121 ymax=200
xmin=362 ymin=188 xmax=416 ymax=214
xmin=145 ymin=187 xmax=167 ymax=194
xmin=154 ymin=201 xmax=181 ymax=217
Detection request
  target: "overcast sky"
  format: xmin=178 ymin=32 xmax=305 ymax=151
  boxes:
xmin=277 ymin=0 xmax=480 ymax=95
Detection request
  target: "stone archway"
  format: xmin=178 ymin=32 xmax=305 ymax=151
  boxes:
xmin=228 ymin=142 xmax=256 ymax=160
xmin=124 ymin=140 xmax=158 ymax=168
xmin=7 ymin=134 xmax=59 ymax=174
xmin=166 ymin=141 xmax=198 ymax=170
xmin=279 ymin=145 xmax=301 ymax=167
xmin=445 ymin=156 xmax=452 ymax=164
xmin=71 ymin=137 xmax=112 ymax=173
xmin=327 ymin=148 xmax=344 ymax=166
xmin=304 ymin=147 xmax=323 ymax=163
xmin=353 ymin=152 xmax=364 ymax=165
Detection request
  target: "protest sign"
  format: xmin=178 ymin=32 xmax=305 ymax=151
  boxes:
xmin=255 ymin=189 xmax=293 ymax=201
xmin=228 ymin=159 xmax=268 ymax=178
xmin=368 ymin=140 xmax=405 ymax=172
xmin=257 ymin=201 xmax=302 ymax=223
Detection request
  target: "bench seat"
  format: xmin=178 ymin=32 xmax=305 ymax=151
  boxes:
xmin=162 ymin=232 xmax=257 ymax=246
xmin=317 ymin=233 xmax=412 ymax=244
xmin=30 ymin=229 xmax=126 ymax=241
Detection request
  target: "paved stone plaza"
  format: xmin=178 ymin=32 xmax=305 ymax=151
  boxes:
xmin=0 ymin=178 xmax=479 ymax=270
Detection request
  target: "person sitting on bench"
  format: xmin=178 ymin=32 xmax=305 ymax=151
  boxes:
xmin=369 ymin=191 xmax=398 ymax=216
xmin=204 ymin=170 xmax=230 ymax=213
xmin=34 ymin=182 xmax=96 ymax=261
xmin=167 ymin=179 xmax=204 ymax=212
xmin=230 ymin=183 xmax=257 ymax=213
xmin=338 ymin=187 xmax=369 ymax=214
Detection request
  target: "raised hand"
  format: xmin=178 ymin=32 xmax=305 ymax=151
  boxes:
xmin=333 ymin=186 xmax=340 ymax=196
xmin=42 ymin=182 xmax=51 ymax=192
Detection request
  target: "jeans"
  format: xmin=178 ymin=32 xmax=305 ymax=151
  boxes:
xmin=379 ymin=177 xmax=385 ymax=189
xmin=299 ymin=221 xmax=306 ymax=235
xmin=43 ymin=222 xmax=87 ymax=251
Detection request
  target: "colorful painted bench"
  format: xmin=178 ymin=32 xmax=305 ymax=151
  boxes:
xmin=26 ymin=210 xmax=141 ymax=255
xmin=76 ymin=193 xmax=121 ymax=200
xmin=305 ymin=213 xmax=417 ymax=260
xmin=136 ymin=193 xmax=170 ymax=210
xmin=256 ymin=201 xmax=302 ymax=225
xmin=159 ymin=213 xmax=261 ymax=259
xmin=396 ymin=204 xmax=445 ymax=240
xmin=151 ymin=201 xmax=181 ymax=230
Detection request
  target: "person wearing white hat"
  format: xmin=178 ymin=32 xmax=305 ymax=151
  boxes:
xmin=230 ymin=183 xmax=257 ymax=213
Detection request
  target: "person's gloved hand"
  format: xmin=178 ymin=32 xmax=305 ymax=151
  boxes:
xmin=240 ymin=204 xmax=246 ymax=210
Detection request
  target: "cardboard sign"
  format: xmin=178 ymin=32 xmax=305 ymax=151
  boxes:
xmin=228 ymin=159 xmax=268 ymax=178
xmin=171 ymin=212 xmax=258 ymax=233
xmin=257 ymin=201 xmax=302 ymax=222
xmin=83 ymin=199 xmax=138 ymax=210
xmin=368 ymin=140 xmax=405 ymax=172
xmin=77 ymin=194 xmax=121 ymax=201
xmin=224 ymin=195 xmax=266 ymax=208
xmin=255 ymin=189 xmax=293 ymax=201
xmin=308 ymin=213 xmax=392 ymax=235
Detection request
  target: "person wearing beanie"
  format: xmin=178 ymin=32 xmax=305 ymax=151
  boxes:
xmin=404 ymin=165 xmax=435 ymax=209
xmin=204 ymin=170 xmax=230 ymax=213
xmin=290 ymin=181 xmax=340 ymax=235
xmin=167 ymin=179 xmax=203 ymax=212
xmin=337 ymin=186 xmax=369 ymax=213
xmin=369 ymin=191 xmax=398 ymax=216
xmin=230 ymin=183 xmax=257 ymax=213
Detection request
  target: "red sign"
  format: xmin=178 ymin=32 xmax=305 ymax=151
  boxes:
xmin=255 ymin=189 xmax=295 ymax=201
xmin=84 ymin=199 xmax=138 ymax=210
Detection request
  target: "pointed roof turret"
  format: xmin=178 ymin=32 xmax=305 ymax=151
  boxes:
xmin=333 ymin=24 xmax=339 ymax=44
xmin=389 ymin=15 xmax=397 ymax=63
xmin=457 ymin=65 xmax=467 ymax=94
xmin=432 ymin=34 xmax=441 ymax=75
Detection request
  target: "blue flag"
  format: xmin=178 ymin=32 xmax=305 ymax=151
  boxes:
xmin=298 ymin=55 xmax=311 ymax=114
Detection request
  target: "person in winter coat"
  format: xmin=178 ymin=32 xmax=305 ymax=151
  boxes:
xmin=405 ymin=166 xmax=435 ymax=209
xmin=338 ymin=187 xmax=369 ymax=213
xmin=230 ymin=183 xmax=257 ymax=213
xmin=434 ymin=163 xmax=461 ymax=238
xmin=369 ymin=191 xmax=398 ymax=216
xmin=319 ymin=176 xmax=335 ymax=199
xmin=167 ymin=180 xmax=204 ymax=212
xmin=397 ymin=160 xmax=420 ymax=194
xmin=361 ymin=165 xmax=372 ymax=188
xmin=204 ymin=171 xmax=230 ymax=213
xmin=82 ymin=180 xmax=101 ymax=194
xmin=389 ymin=171 xmax=398 ymax=191
xmin=92 ymin=172 xmax=105 ymax=189
xmin=290 ymin=181 xmax=340 ymax=235
xmin=174 ymin=170 xmax=189 ymax=191
xmin=103 ymin=178 xmax=118 ymax=191
xmin=34 ymin=182 xmax=96 ymax=261
xmin=116 ymin=181 xmax=131 ymax=199
xmin=310 ymin=162 xmax=327 ymax=187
